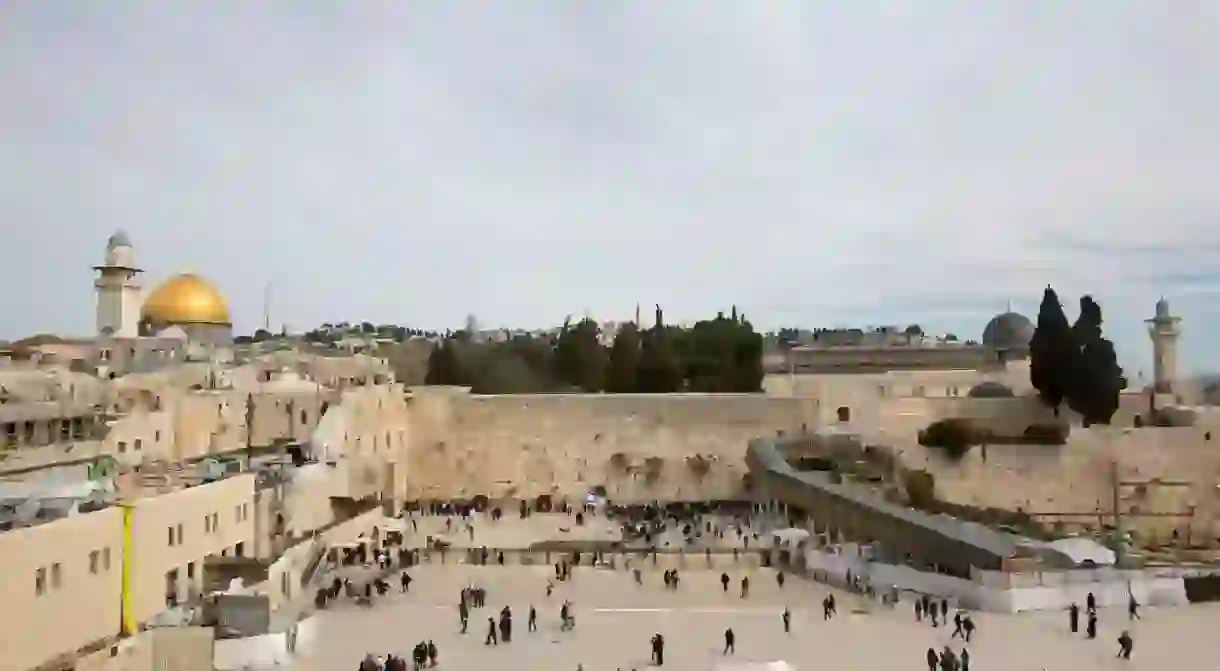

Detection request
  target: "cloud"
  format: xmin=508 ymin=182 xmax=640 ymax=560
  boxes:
xmin=2 ymin=2 xmax=1219 ymax=373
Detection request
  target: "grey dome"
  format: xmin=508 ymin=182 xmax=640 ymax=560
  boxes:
xmin=982 ymin=311 xmax=1033 ymax=351
xmin=967 ymin=381 xmax=1015 ymax=398
xmin=107 ymin=230 xmax=132 ymax=248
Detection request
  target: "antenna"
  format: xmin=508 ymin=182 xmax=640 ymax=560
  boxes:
xmin=263 ymin=282 xmax=272 ymax=332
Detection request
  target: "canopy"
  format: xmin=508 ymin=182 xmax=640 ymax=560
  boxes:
xmin=1046 ymin=537 xmax=1117 ymax=566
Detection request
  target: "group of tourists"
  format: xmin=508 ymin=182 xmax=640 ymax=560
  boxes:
xmin=358 ymin=641 xmax=437 ymax=671
xmin=1068 ymin=591 xmax=1138 ymax=659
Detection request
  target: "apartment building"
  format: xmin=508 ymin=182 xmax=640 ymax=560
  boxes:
xmin=0 ymin=506 xmax=125 ymax=671
xmin=0 ymin=469 xmax=257 ymax=671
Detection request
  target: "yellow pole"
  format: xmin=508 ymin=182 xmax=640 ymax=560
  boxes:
xmin=120 ymin=501 xmax=136 ymax=635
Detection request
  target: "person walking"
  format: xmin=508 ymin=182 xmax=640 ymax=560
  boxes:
xmin=485 ymin=617 xmax=498 ymax=645
xmin=1118 ymin=630 xmax=1134 ymax=659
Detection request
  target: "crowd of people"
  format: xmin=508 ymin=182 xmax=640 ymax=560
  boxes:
xmin=336 ymin=499 xmax=1148 ymax=669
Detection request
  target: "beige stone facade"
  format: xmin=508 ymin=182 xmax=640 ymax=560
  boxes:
xmin=5 ymin=269 xmax=1215 ymax=671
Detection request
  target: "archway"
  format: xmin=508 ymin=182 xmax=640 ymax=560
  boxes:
xmin=471 ymin=494 xmax=490 ymax=512
xmin=535 ymin=494 xmax=553 ymax=512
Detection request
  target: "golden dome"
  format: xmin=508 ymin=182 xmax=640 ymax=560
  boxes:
xmin=140 ymin=273 xmax=231 ymax=326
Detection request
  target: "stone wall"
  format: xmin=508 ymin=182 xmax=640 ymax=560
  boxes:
xmin=399 ymin=383 xmax=1220 ymax=543
xmin=404 ymin=389 xmax=819 ymax=503
xmin=888 ymin=398 xmax=1220 ymax=544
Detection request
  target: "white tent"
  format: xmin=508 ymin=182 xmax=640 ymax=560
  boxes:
xmin=1047 ymin=537 xmax=1117 ymax=566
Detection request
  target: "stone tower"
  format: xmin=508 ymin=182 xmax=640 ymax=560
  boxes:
xmin=93 ymin=231 xmax=143 ymax=338
xmin=1146 ymin=298 xmax=1182 ymax=394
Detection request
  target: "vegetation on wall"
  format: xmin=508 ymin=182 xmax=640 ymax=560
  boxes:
xmin=901 ymin=469 xmax=938 ymax=509
xmin=919 ymin=417 xmax=1069 ymax=456
xmin=424 ymin=306 xmax=765 ymax=394
xmin=1030 ymin=286 xmax=1126 ymax=425
xmin=917 ymin=419 xmax=979 ymax=459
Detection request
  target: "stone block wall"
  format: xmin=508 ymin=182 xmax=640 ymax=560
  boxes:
xmin=404 ymin=390 xmax=818 ymax=503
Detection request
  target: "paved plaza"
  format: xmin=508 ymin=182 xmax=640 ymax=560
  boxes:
xmin=293 ymin=562 xmax=1219 ymax=671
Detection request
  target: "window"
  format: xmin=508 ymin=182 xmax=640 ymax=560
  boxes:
xmin=35 ymin=567 xmax=47 ymax=595
xmin=211 ymin=512 xmax=219 ymax=533
xmin=836 ymin=406 xmax=851 ymax=423
xmin=51 ymin=562 xmax=62 ymax=588
xmin=90 ymin=550 xmax=100 ymax=574
xmin=134 ymin=438 xmax=142 ymax=451
xmin=118 ymin=441 xmax=127 ymax=454
xmin=204 ymin=515 xmax=211 ymax=533
xmin=242 ymin=503 xmax=249 ymax=521
xmin=301 ymin=410 xmax=307 ymax=425
xmin=187 ymin=562 xmax=195 ymax=579
xmin=235 ymin=541 xmax=245 ymax=557
xmin=168 ymin=526 xmax=176 ymax=546
xmin=176 ymin=523 xmax=183 ymax=544
xmin=155 ymin=430 xmax=161 ymax=442
xmin=103 ymin=547 xmax=111 ymax=571
xmin=235 ymin=505 xmax=242 ymax=523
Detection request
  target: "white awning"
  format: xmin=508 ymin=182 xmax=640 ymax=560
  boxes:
xmin=1047 ymin=537 xmax=1117 ymax=566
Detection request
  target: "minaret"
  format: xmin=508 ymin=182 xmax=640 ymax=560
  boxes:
xmin=1146 ymin=297 xmax=1182 ymax=395
xmin=93 ymin=231 xmax=143 ymax=338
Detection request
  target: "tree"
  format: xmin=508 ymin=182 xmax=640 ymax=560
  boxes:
xmin=1067 ymin=296 xmax=1126 ymax=425
xmin=684 ymin=314 xmax=733 ymax=392
xmin=424 ymin=339 xmax=470 ymax=386
xmin=730 ymin=312 xmax=765 ymax=392
xmin=605 ymin=322 xmax=641 ymax=392
xmin=904 ymin=324 xmax=924 ymax=338
xmin=1030 ymin=286 xmax=1075 ymax=414
xmin=252 ymin=328 xmax=273 ymax=342
xmin=636 ymin=306 xmax=683 ymax=393
xmin=555 ymin=317 xmax=606 ymax=392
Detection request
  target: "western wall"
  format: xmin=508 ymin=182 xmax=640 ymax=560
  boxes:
xmin=400 ymin=381 xmax=1220 ymax=546
xmin=403 ymin=386 xmax=820 ymax=503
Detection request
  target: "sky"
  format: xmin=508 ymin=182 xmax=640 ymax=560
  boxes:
xmin=2 ymin=3 xmax=1220 ymax=377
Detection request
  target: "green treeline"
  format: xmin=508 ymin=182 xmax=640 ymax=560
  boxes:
xmin=425 ymin=306 xmax=764 ymax=394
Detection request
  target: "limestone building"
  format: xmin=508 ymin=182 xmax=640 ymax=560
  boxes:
xmin=0 ymin=235 xmax=411 ymax=671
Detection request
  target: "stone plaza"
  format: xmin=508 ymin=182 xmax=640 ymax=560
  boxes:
xmin=289 ymin=514 xmax=1219 ymax=671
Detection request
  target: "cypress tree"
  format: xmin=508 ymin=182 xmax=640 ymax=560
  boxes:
xmin=1069 ymin=296 xmax=1126 ymax=425
xmin=1030 ymin=286 xmax=1075 ymax=413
